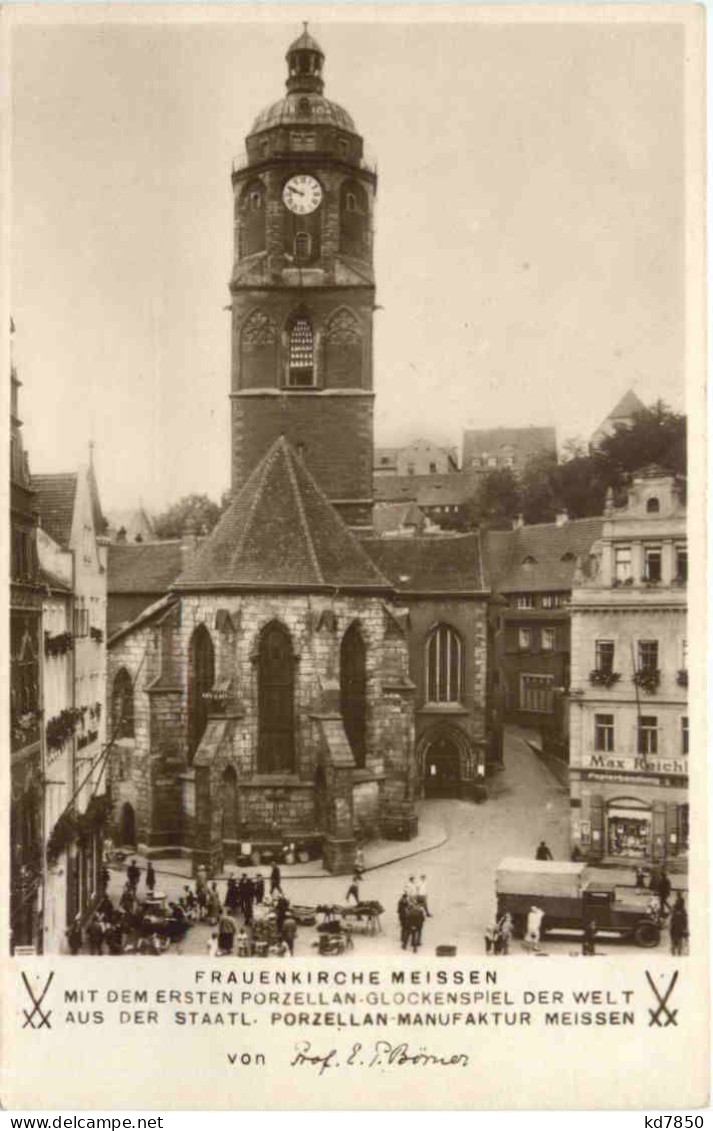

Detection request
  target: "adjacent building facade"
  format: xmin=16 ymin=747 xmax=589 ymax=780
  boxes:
xmin=462 ymin=425 xmax=556 ymax=476
xmin=32 ymin=465 xmax=110 ymax=950
xmin=9 ymin=356 xmax=44 ymax=952
xmin=374 ymin=439 xmax=459 ymax=478
xmin=568 ymin=469 xmax=688 ymax=869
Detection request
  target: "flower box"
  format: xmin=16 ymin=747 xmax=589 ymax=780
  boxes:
xmin=589 ymin=669 xmax=621 ymax=689
xmin=632 ymin=669 xmax=661 ymax=694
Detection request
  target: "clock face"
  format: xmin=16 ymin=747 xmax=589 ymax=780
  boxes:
xmin=282 ymin=174 xmax=323 ymax=215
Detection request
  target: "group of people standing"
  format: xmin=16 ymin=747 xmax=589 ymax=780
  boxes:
xmin=396 ymin=874 xmax=431 ymax=952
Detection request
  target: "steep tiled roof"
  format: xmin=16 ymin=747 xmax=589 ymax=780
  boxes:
xmin=373 ymin=502 xmax=427 ymax=534
xmin=462 ymin=426 xmax=556 ymax=468
xmin=176 ymin=437 xmax=391 ymax=592
xmin=484 ymin=518 xmax=603 ymax=593
xmin=608 ymin=389 xmax=646 ymax=421
xmin=363 ymin=533 xmax=486 ymax=594
xmin=108 ymin=541 xmax=185 ymax=594
xmin=31 ymin=474 xmax=77 ymax=548
xmin=39 ymin=566 xmax=71 ymax=593
xmin=374 ymin=471 xmax=483 ymax=507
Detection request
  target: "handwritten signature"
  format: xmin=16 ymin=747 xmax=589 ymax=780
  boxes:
xmin=291 ymin=1040 xmax=469 ymax=1075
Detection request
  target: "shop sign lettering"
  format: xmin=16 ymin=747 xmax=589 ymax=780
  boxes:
xmin=582 ymin=753 xmax=687 ymax=775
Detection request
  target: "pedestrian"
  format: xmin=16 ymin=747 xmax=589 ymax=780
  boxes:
xmin=345 ymin=873 xmax=360 ymax=905
xmin=127 ymin=858 xmax=141 ymax=890
xmin=397 ymin=892 xmax=411 ymax=950
xmin=669 ymin=895 xmax=688 ymax=956
xmin=282 ymin=913 xmax=298 ymax=956
xmin=270 ymin=864 xmax=281 ymax=894
xmin=484 ymin=923 xmax=497 ymax=955
xmin=406 ymin=902 xmax=425 ymax=953
xmin=146 ymin=862 xmax=156 ymax=893
xmin=243 ymin=876 xmax=255 ymax=927
xmin=416 ymin=874 xmax=432 ymax=917
xmin=405 ymin=875 xmax=417 ymax=899
xmin=106 ymin=919 xmax=124 ymax=956
xmin=354 ymin=844 xmax=365 ymax=878
xmin=217 ymin=911 xmax=236 ymax=955
xmin=535 ymin=841 xmax=553 ymax=861
xmin=635 ymin=866 xmax=647 ymax=889
xmin=206 ymin=932 xmax=219 ymax=958
xmin=86 ymin=914 xmax=104 ymax=956
xmin=275 ymin=893 xmax=289 ymax=935
xmin=582 ymin=918 xmax=597 ymax=956
xmin=207 ymin=882 xmax=221 ymax=925
xmin=497 ymin=912 xmax=513 ymax=956
xmin=66 ymin=915 xmax=83 ymax=955
xmin=524 ymin=905 xmax=545 ymax=953
xmin=658 ymin=868 xmax=672 ymax=915
xmin=225 ymin=875 xmax=239 ymax=913
xmin=254 ymin=873 xmax=265 ymax=904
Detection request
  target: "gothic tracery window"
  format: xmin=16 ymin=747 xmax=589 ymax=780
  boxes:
xmin=340 ymin=623 xmax=367 ymax=768
xmin=112 ymin=667 xmax=134 ymax=739
xmin=426 ymin=624 xmax=463 ymax=704
xmin=258 ymin=622 xmax=296 ymax=773
xmin=188 ymin=624 xmax=215 ymax=762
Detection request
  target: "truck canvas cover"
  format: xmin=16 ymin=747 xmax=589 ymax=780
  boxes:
xmin=496 ymin=858 xmax=588 ymax=899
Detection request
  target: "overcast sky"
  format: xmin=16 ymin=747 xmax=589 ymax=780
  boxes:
xmin=10 ymin=9 xmax=687 ymax=513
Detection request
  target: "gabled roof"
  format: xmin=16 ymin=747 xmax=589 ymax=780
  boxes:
xmin=31 ymin=474 xmax=78 ymax=548
xmin=372 ymin=502 xmax=427 ymax=534
xmin=176 ymin=437 xmax=391 ymax=593
xmin=484 ymin=517 xmax=603 ymax=593
xmin=374 ymin=471 xmax=483 ymax=507
xmin=363 ymin=532 xmax=486 ymax=594
xmin=87 ymin=463 xmax=107 ymax=536
xmin=463 ymin=426 xmax=556 ymax=467
xmin=108 ymin=540 xmax=186 ymax=594
xmin=608 ymin=388 xmax=646 ymax=421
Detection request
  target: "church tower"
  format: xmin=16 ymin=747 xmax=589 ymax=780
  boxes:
xmin=230 ymin=27 xmax=376 ymax=529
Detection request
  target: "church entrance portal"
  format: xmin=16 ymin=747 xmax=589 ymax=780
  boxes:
xmin=424 ymin=736 xmax=461 ymax=798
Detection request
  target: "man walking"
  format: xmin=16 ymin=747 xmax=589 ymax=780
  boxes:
xmin=669 ymin=895 xmax=688 ymax=955
xmin=535 ymin=841 xmax=553 ymax=861
xmin=126 ymin=858 xmax=141 ymax=891
xmin=416 ymin=874 xmax=432 ymax=917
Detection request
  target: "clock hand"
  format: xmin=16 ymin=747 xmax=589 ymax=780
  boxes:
xmin=288 ymin=185 xmax=305 ymax=197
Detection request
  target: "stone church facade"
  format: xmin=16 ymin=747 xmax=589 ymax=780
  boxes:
xmin=107 ymin=28 xmax=492 ymax=875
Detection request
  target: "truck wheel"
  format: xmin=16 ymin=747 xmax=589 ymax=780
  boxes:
xmin=634 ymin=919 xmax=660 ymax=948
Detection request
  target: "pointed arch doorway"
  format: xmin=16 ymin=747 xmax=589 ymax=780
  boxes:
xmin=423 ymin=732 xmax=462 ymax=798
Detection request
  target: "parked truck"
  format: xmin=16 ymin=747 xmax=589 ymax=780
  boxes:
xmin=495 ymin=858 xmax=661 ymax=948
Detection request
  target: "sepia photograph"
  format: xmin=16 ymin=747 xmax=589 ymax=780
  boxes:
xmin=6 ymin=7 xmax=699 ymax=975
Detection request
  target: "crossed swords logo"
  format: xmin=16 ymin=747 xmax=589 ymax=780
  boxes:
xmin=646 ymin=970 xmax=679 ymax=1027
xmin=21 ymin=971 xmax=54 ymax=1030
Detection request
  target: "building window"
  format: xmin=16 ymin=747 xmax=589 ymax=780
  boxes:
xmin=614 ymin=545 xmax=632 ymax=583
xmin=407 ymin=463 xmax=415 ymax=476
xmin=520 ymin=674 xmax=554 ymax=713
xmin=681 ymin=638 xmax=688 ymax=671
xmin=646 ymin=497 xmax=660 ymax=513
xmin=638 ymin=715 xmax=658 ymax=756
xmin=288 ymin=317 xmax=315 ymax=387
xmin=595 ymin=640 xmax=615 ymax=674
xmin=516 ymin=594 xmax=536 ymax=610
xmin=187 ymin=624 xmax=215 ymax=762
xmin=346 ymin=192 xmax=357 ymax=212
xmin=338 ymin=138 xmax=349 ymax=158
xmin=638 ymin=640 xmax=659 ymax=673
xmin=429 ymin=462 xmax=437 ymax=474
xmin=294 ymin=232 xmax=311 ymax=261
xmin=426 ymin=624 xmax=463 ymax=704
xmin=74 ymin=607 xmax=89 ymax=638
xmin=340 ymin=623 xmax=366 ymax=769
xmin=258 ymin=621 xmax=295 ymax=773
xmin=111 ymin=668 xmax=134 ymax=739
xmin=643 ymin=545 xmax=662 ymax=582
xmin=676 ymin=545 xmax=688 ymax=582
xmin=594 ymin=713 xmax=614 ymax=752
xmin=541 ymin=628 xmax=555 ymax=652
xmin=518 ymin=628 xmax=532 ymax=652
xmin=250 ymin=190 xmax=263 ymax=211
xmin=681 ymin=716 xmax=689 ymax=755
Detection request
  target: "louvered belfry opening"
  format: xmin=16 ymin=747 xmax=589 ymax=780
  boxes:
xmin=288 ymin=317 xmax=315 ymax=386
xmin=258 ymin=621 xmax=296 ymax=773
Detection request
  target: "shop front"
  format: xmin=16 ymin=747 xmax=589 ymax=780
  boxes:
xmin=571 ymin=764 xmax=688 ymax=870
